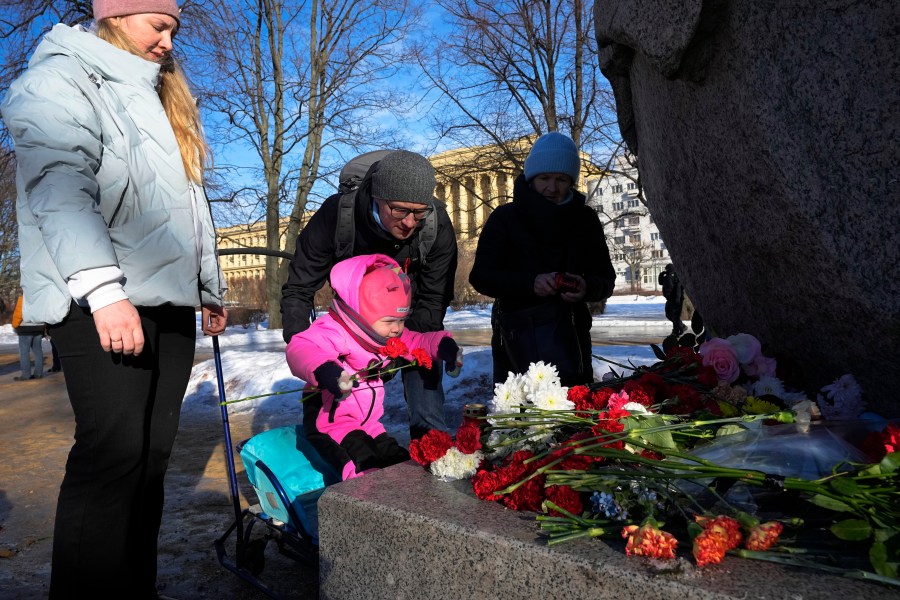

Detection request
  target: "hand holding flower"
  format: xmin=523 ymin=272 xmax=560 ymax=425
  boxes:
xmin=438 ymin=337 xmax=463 ymax=377
xmin=313 ymin=361 xmax=352 ymax=400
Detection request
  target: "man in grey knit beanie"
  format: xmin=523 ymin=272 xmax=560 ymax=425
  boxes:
xmin=283 ymin=148 xmax=458 ymax=441
xmin=371 ymin=150 xmax=437 ymax=206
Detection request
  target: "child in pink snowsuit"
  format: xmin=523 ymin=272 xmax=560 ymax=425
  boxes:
xmin=286 ymin=254 xmax=463 ymax=480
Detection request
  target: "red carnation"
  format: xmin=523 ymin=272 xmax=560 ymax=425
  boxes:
xmin=503 ymin=475 xmax=545 ymax=512
xmin=411 ymin=347 xmax=433 ymax=370
xmin=863 ymin=423 xmax=900 ymax=461
xmin=568 ymin=384 xmax=591 ymax=404
xmin=622 ymin=522 xmax=678 ymax=560
xmin=625 ymin=386 xmax=653 ymax=407
xmin=455 ymin=421 xmax=482 ymax=454
xmin=382 ymin=337 xmax=408 ymax=358
xmin=591 ymin=409 xmax=628 ymax=450
xmin=695 ymin=515 xmax=742 ymax=550
xmin=696 ymin=365 xmax=719 ymax=389
xmin=472 ymin=468 xmax=504 ymax=502
xmin=471 ymin=451 xmax=536 ymax=503
xmin=693 ymin=529 xmax=727 ymax=567
xmin=665 ymin=384 xmax=702 ymax=414
xmin=590 ymin=387 xmax=613 ymax=410
xmin=635 ymin=372 xmax=665 ymax=396
xmin=640 ymin=449 xmax=664 ymax=460
xmin=745 ymin=521 xmax=783 ymax=551
xmin=408 ymin=429 xmax=454 ymax=466
xmin=544 ymin=485 xmax=583 ymax=517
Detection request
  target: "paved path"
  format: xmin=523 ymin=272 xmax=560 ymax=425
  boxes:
xmin=0 ymin=352 xmax=315 ymax=599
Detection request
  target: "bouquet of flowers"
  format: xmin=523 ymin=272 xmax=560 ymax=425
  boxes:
xmin=411 ymin=333 xmax=900 ymax=586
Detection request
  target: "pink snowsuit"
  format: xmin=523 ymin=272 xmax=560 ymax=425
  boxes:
xmin=286 ymin=254 xmax=452 ymax=480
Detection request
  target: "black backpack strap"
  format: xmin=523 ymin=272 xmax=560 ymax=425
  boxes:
xmin=334 ymin=191 xmax=357 ymax=261
xmin=417 ymin=212 xmax=436 ymax=266
xmin=416 ymin=198 xmax=444 ymax=266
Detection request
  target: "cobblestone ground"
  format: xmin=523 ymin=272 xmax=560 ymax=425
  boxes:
xmin=0 ymin=353 xmax=316 ymax=600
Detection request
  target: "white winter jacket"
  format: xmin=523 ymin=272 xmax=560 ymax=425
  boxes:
xmin=1 ymin=24 xmax=225 ymax=324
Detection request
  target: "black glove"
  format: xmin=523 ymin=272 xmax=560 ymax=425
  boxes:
xmin=437 ymin=337 xmax=462 ymax=377
xmin=313 ymin=361 xmax=348 ymax=398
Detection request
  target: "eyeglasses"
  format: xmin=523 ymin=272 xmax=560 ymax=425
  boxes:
xmin=376 ymin=198 xmax=433 ymax=221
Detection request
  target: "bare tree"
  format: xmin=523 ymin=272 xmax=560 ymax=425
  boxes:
xmin=0 ymin=145 xmax=20 ymax=306
xmin=416 ymin=0 xmax=619 ymax=195
xmin=189 ymin=0 xmax=420 ymax=329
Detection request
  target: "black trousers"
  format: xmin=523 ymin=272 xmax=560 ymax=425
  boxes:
xmin=302 ymin=395 xmax=410 ymax=479
xmin=665 ymin=298 xmax=685 ymax=334
xmin=48 ymin=303 xmax=196 ymax=599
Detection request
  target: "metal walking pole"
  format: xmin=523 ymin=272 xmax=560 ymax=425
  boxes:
xmin=213 ymin=334 xmax=246 ymax=565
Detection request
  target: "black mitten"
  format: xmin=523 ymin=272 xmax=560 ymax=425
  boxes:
xmin=313 ymin=361 xmax=347 ymax=398
xmin=437 ymin=337 xmax=462 ymax=377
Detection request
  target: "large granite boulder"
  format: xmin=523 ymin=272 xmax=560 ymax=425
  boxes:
xmin=595 ymin=0 xmax=900 ymax=413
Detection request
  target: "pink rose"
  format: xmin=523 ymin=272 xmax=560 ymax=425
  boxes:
xmin=726 ymin=333 xmax=762 ymax=365
xmin=744 ymin=354 xmax=777 ymax=378
xmin=699 ymin=338 xmax=741 ymax=383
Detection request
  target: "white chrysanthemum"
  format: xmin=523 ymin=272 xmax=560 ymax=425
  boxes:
xmin=747 ymin=375 xmax=786 ymax=399
xmin=820 ymin=374 xmax=863 ymax=405
xmin=817 ymin=374 xmax=866 ymax=420
xmin=429 ymin=448 xmax=483 ymax=481
xmin=531 ymin=385 xmax=574 ymax=411
xmin=489 ymin=373 xmax=526 ymax=416
xmin=523 ymin=362 xmax=560 ymax=400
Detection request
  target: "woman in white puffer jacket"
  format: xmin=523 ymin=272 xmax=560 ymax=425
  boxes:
xmin=1 ymin=1 xmax=227 ymax=597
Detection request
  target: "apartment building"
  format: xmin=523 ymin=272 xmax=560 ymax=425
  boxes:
xmin=586 ymin=158 xmax=670 ymax=292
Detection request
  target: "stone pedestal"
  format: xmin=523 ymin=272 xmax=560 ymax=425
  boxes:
xmin=317 ymin=462 xmax=895 ymax=600
xmin=594 ymin=0 xmax=900 ymax=413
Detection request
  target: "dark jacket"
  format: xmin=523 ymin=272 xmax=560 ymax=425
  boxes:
xmin=281 ymin=171 xmax=458 ymax=343
xmin=469 ymin=175 xmax=615 ymax=311
xmin=469 ymin=175 xmax=615 ymax=385
xmin=659 ymin=270 xmax=683 ymax=302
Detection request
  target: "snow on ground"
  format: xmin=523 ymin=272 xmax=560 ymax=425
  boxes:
xmin=1 ymin=294 xmax=667 ymax=445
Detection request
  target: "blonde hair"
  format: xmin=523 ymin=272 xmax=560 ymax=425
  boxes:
xmin=97 ymin=19 xmax=209 ymax=183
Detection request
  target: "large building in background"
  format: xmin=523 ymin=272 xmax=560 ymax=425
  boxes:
xmin=215 ymin=146 xmax=670 ymax=300
xmin=216 ymin=216 xmax=301 ymax=288
xmin=586 ymin=157 xmax=671 ymax=292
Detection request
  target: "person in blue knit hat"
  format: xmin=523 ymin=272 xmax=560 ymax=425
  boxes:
xmin=470 ymin=132 xmax=616 ymax=386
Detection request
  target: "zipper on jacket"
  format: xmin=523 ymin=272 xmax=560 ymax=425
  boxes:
xmin=328 ymin=399 xmax=338 ymax=423
xmin=360 ymin=384 xmax=376 ymax=426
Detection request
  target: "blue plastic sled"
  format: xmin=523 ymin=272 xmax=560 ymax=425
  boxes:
xmin=238 ymin=424 xmax=341 ymax=544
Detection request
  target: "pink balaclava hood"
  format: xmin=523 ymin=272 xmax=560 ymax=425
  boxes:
xmin=329 ymin=254 xmax=411 ymax=325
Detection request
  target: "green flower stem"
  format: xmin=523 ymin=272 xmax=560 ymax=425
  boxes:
xmin=219 ymin=387 xmax=304 ymax=406
xmin=546 ymin=527 xmax=609 ymax=546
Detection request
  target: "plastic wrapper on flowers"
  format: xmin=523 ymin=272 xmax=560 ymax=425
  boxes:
xmin=410 ymin=335 xmax=900 ymax=588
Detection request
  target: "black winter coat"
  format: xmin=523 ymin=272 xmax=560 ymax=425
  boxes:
xmin=469 ymin=175 xmax=615 ymax=311
xmin=280 ymin=171 xmax=458 ymax=343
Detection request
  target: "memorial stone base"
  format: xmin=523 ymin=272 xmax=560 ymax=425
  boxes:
xmin=317 ymin=462 xmax=897 ymax=600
